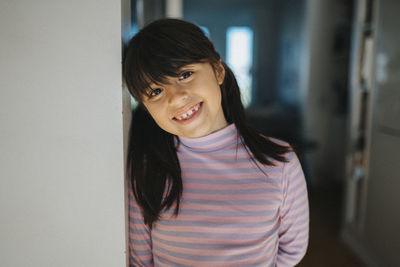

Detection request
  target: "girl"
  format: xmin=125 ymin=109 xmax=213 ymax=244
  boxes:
xmin=123 ymin=18 xmax=309 ymax=267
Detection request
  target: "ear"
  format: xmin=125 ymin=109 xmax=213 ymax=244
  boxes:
xmin=215 ymin=60 xmax=225 ymax=85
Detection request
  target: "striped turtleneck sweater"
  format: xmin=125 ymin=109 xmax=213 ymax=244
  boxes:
xmin=128 ymin=124 xmax=309 ymax=267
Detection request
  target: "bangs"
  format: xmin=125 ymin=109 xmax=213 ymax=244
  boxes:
xmin=123 ymin=19 xmax=220 ymax=102
xmin=131 ymin=51 xmax=205 ymax=100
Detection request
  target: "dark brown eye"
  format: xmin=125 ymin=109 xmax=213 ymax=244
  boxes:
xmin=149 ymin=88 xmax=163 ymax=98
xmin=179 ymin=71 xmax=193 ymax=81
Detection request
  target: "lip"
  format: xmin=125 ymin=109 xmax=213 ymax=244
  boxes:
xmin=172 ymin=102 xmax=203 ymax=124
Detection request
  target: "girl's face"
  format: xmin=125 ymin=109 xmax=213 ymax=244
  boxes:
xmin=142 ymin=62 xmax=228 ymax=138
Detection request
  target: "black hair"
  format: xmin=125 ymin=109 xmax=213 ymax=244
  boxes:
xmin=122 ymin=18 xmax=291 ymax=228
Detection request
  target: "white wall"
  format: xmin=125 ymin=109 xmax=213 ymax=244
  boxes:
xmin=0 ymin=1 xmax=126 ymax=266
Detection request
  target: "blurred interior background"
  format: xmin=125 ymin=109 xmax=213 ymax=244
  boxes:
xmin=1 ymin=0 xmax=399 ymax=266
xmin=126 ymin=0 xmax=400 ymax=266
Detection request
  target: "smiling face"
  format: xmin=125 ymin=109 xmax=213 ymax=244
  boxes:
xmin=141 ymin=62 xmax=228 ymax=138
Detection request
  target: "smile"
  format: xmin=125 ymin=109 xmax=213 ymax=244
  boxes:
xmin=173 ymin=102 xmax=203 ymax=122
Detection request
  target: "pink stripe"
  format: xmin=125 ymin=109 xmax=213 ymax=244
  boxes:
xmin=181 ymin=192 xmax=278 ymax=200
xmin=128 ymin=210 xmax=144 ymax=217
xmin=181 ymin=161 xmax=264 ymax=169
xmin=153 ymin=245 xmax=274 ymax=267
xmin=152 ymin=225 xmax=278 ymax=245
xmin=182 ymin=171 xmax=281 ymax=179
xmin=152 ymin=235 xmax=272 ymax=257
xmin=153 ymin=231 xmax=264 ymax=245
xmin=158 ymin=213 xmax=277 ymax=224
xmin=129 ymin=233 xmax=152 ymax=241
xmin=153 ymin=249 xmax=211 ymax=266
xmin=277 ymin=255 xmax=293 ymax=266
xmin=178 ymin=202 xmax=279 ymax=212
xmin=130 ymin=244 xmax=152 ymax=250
xmin=282 ymin=192 xmax=308 ymax=213
xmin=129 ymin=252 xmax=153 ymax=262
xmin=154 ymin=222 xmax=278 ymax=235
xmin=287 ymin=165 xmax=303 ymax=183
xmin=280 ymin=216 xmax=309 ymax=231
xmin=182 ymin=181 xmax=280 ymax=190
xmin=156 ymin=261 xmax=169 ymax=267
xmin=178 ymin=150 xmax=251 ymax=159
xmin=280 ymin=233 xmax=308 ymax=245
xmin=233 ymin=250 xmax=275 ymax=267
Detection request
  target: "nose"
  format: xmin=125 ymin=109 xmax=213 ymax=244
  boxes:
xmin=168 ymin=85 xmax=189 ymax=106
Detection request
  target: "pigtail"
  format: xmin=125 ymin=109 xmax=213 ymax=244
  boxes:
xmin=127 ymin=104 xmax=182 ymax=228
xmin=220 ymin=62 xmax=290 ymax=165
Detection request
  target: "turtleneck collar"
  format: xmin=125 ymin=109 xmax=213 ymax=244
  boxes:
xmin=176 ymin=124 xmax=239 ymax=152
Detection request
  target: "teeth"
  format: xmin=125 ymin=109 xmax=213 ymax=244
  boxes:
xmin=176 ymin=103 xmax=201 ymax=121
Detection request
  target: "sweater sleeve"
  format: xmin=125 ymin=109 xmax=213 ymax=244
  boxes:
xmin=127 ymin=178 xmax=154 ymax=267
xmin=277 ymin=151 xmax=309 ymax=266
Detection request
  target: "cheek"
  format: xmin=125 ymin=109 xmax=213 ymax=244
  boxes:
xmin=210 ymin=86 xmax=223 ymax=108
xmin=149 ymin=109 xmax=166 ymax=124
xmin=144 ymin=104 xmax=165 ymax=123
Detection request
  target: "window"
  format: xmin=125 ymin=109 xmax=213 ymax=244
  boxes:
xmin=226 ymin=27 xmax=254 ymax=107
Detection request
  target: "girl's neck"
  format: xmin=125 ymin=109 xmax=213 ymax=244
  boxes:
xmin=176 ymin=123 xmax=237 ymax=152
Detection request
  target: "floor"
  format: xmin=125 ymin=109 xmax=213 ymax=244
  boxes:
xmin=296 ymin=184 xmax=366 ymax=267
